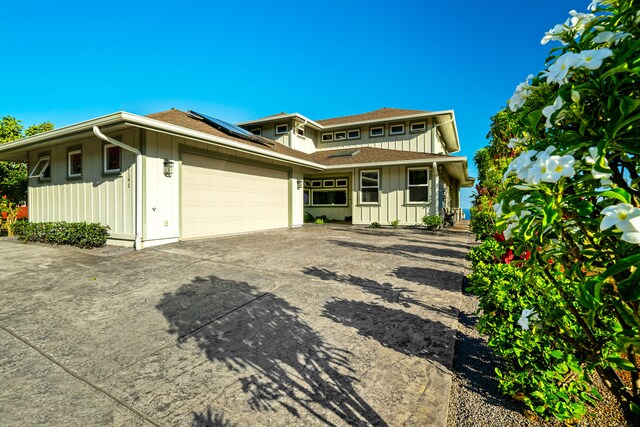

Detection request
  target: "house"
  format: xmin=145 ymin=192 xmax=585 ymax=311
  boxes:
xmin=0 ymin=107 xmax=474 ymax=249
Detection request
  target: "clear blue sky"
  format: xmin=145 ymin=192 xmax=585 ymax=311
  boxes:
xmin=2 ymin=0 xmax=587 ymax=208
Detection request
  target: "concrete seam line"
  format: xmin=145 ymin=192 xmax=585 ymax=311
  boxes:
xmin=177 ymin=293 xmax=270 ymax=343
xmin=0 ymin=324 xmax=163 ymax=427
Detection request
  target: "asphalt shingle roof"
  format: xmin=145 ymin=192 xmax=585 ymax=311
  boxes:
xmin=316 ymin=108 xmax=430 ymax=127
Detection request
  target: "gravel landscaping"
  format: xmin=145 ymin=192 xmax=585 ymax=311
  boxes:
xmin=447 ymin=286 xmax=639 ymax=427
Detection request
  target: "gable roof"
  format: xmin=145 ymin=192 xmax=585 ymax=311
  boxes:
xmin=316 ymin=108 xmax=429 ymax=127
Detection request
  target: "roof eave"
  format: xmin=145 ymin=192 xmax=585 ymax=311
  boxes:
xmin=323 ymin=155 xmax=469 ymax=170
xmin=236 ymin=113 xmax=323 ymax=130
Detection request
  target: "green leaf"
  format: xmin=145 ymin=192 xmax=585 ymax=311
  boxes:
xmin=550 ymin=349 xmax=563 ymax=359
xmin=598 ymin=189 xmax=632 ymax=204
xmin=607 ymin=356 xmax=637 ymax=371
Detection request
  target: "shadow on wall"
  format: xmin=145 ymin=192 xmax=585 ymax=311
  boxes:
xmin=322 ymin=298 xmax=456 ymax=367
xmin=157 ymin=275 xmax=387 ymax=426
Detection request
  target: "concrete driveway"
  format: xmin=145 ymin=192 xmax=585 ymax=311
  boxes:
xmin=0 ymin=223 xmax=470 ymax=427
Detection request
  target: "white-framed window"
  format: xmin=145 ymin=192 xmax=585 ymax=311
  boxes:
xmin=335 ymin=179 xmax=348 ymax=187
xmin=275 ymin=124 xmax=288 ymax=135
xmin=103 ymin=144 xmax=121 ymax=174
xmin=410 ymin=122 xmax=426 ymax=132
xmin=311 ymin=180 xmax=322 ymax=187
xmin=29 ymin=155 xmax=51 ymax=179
xmin=250 ymin=128 xmax=262 ymax=136
xmin=389 ymin=123 xmax=405 ymax=135
xmin=407 ymin=167 xmax=429 ymax=203
xmin=360 ymin=170 xmax=379 ymax=204
xmin=370 ymin=126 xmax=384 ymax=137
xmin=67 ymin=148 xmax=82 ymax=178
xmin=323 ymin=179 xmax=335 ymax=187
xmin=347 ymin=129 xmax=360 ymax=139
xmin=311 ymin=189 xmax=348 ymax=206
xmin=296 ymin=127 xmax=305 ymax=136
xmin=322 ymin=133 xmax=333 ymax=142
xmin=334 ymin=131 xmax=346 ymax=140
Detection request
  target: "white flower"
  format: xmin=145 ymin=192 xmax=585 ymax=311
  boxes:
xmin=601 ymin=204 xmax=640 ymax=243
xmin=542 ymin=96 xmax=565 ymax=128
xmin=518 ymin=308 xmax=540 ymax=330
xmin=504 ymin=150 xmax=537 ymax=181
xmin=593 ymin=31 xmax=631 ymax=46
xmin=543 ymin=155 xmax=576 ymax=182
xmin=568 ymin=10 xmax=597 ymax=35
xmin=509 ymin=74 xmax=535 ymax=112
xmin=587 ymin=1 xmax=600 ymax=11
xmin=503 ymin=221 xmax=517 ymax=240
xmin=541 ymin=23 xmax=570 ymax=45
xmin=584 ymin=147 xmax=612 ymax=180
xmin=544 ymin=52 xmax=579 ymax=85
xmin=574 ymin=48 xmax=613 ymax=70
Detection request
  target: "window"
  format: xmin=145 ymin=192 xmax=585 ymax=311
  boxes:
xmin=323 ymin=179 xmax=335 ymax=187
xmin=411 ymin=122 xmax=426 ymax=132
xmin=67 ymin=148 xmax=82 ymax=178
xmin=250 ymin=128 xmax=262 ymax=136
xmin=360 ymin=170 xmax=379 ymax=204
xmin=275 ymin=124 xmax=288 ymax=134
xmin=304 ymin=189 xmax=310 ymax=206
xmin=296 ymin=127 xmax=305 ymax=136
xmin=370 ymin=126 xmax=384 ymax=137
xmin=312 ymin=189 xmax=348 ymax=206
xmin=311 ymin=180 xmax=322 ymax=187
xmin=103 ymin=144 xmax=121 ymax=174
xmin=29 ymin=155 xmax=50 ymax=179
xmin=335 ymin=179 xmax=348 ymax=187
xmin=322 ymin=133 xmax=333 ymax=142
xmin=347 ymin=129 xmax=360 ymax=139
xmin=407 ymin=168 xmax=429 ymax=203
xmin=389 ymin=124 xmax=405 ymax=135
xmin=334 ymin=131 xmax=346 ymax=140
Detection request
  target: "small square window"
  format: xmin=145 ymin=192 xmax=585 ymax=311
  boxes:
xmin=323 ymin=179 xmax=335 ymax=187
xmin=304 ymin=180 xmax=312 ymax=187
xmin=250 ymin=128 xmax=262 ymax=136
xmin=322 ymin=133 xmax=333 ymax=142
xmin=370 ymin=126 xmax=384 ymax=137
xmin=275 ymin=124 xmax=288 ymax=134
xmin=334 ymin=131 xmax=346 ymax=140
xmin=336 ymin=179 xmax=348 ymax=187
xmin=68 ymin=149 xmax=82 ymax=178
xmin=410 ymin=122 xmax=426 ymax=132
xmin=347 ymin=129 xmax=360 ymax=139
xmin=389 ymin=124 xmax=405 ymax=135
xmin=297 ymin=127 xmax=305 ymax=136
xmin=104 ymin=144 xmax=121 ymax=174
xmin=311 ymin=180 xmax=322 ymax=187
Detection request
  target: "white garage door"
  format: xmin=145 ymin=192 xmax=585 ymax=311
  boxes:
xmin=182 ymin=153 xmax=289 ymax=239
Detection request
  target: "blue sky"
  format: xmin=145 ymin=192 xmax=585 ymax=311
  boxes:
xmin=2 ymin=0 xmax=587 ymax=208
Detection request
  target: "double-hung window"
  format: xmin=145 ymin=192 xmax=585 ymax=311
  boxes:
xmin=360 ymin=170 xmax=379 ymax=204
xmin=407 ymin=168 xmax=429 ymax=203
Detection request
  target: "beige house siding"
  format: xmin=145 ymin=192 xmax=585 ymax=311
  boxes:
xmin=303 ymin=172 xmax=353 ymax=221
xmin=27 ymin=129 xmax=138 ymax=240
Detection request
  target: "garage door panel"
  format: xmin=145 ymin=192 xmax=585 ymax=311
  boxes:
xmin=182 ymin=154 xmax=289 ymax=239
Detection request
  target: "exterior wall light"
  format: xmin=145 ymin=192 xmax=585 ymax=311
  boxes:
xmin=297 ymin=179 xmax=303 ymax=190
xmin=163 ymin=159 xmax=174 ymax=177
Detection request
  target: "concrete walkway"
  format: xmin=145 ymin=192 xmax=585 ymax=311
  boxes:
xmin=0 ymin=222 xmax=471 ymax=426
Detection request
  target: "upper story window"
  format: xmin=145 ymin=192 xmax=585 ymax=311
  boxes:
xmin=360 ymin=170 xmax=379 ymax=204
xmin=334 ymin=131 xmax=346 ymax=140
xmin=250 ymin=128 xmax=262 ymax=136
xmin=410 ymin=122 xmax=426 ymax=132
xmin=389 ymin=124 xmax=405 ymax=135
xmin=296 ymin=127 xmax=305 ymax=137
xmin=67 ymin=147 xmax=82 ymax=178
xmin=407 ymin=167 xmax=429 ymax=203
xmin=322 ymin=133 xmax=333 ymax=142
xmin=370 ymin=126 xmax=384 ymax=137
xmin=29 ymin=154 xmax=51 ymax=180
xmin=104 ymin=144 xmax=121 ymax=174
xmin=275 ymin=124 xmax=288 ymax=135
xmin=347 ymin=129 xmax=360 ymax=139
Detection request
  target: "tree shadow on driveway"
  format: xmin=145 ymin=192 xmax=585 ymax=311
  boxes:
xmin=157 ymin=275 xmax=387 ymax=426
xmin=328 ymin=240 xmax=466 ymax=265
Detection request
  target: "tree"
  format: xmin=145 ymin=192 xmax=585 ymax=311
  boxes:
xmin=0 ymin=116 xmax=54 ymax=204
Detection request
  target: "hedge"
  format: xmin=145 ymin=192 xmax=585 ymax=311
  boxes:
xmin=11 ymin=221 xmax=110 ymax=249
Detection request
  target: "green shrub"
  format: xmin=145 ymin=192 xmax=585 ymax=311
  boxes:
xmin=304 ymin=211 xmax=315 ymax=223
xmin=421 ymin=215 xmax=442 ymax=230
xmin=369 ymin=221 xmax=381 ymax=228
xmin=12 ymin=221 xmax=110 ymax=248
xmin=314 ymin=218 xmax=325 ymax=225
xmin=389 ymin=219 xmax=400 ymax=228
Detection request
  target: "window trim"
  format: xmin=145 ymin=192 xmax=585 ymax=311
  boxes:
xmin=67 ymin=147 xmax=82 ymax=179
xmin=311 ymin=188 xmax=349 ymax=207
xmin=359 ymin=169 xmax=380 ymax=205
xmin=334 ymin=131 xmax=346 ymax=140
xmin=347 ymin=129 xmax=360 ymax=139
xmin=303 ymin=189 xmax=310 ymax=206
xmin=389 ymin=123 xmax=405 ymax=135
xmin=103 ymin=143 xmax=122 ymax=174
xmin=29 ymin=154 xmax=51 ymax=179
xmin=410 ymin=122 xmax=426 ymax=132
xmin=311 ymin=180 xmax=322 ymax=187
xmin=321 ymin=133 xmax=334 ymax=142
xmin=275 ymin=123 xmax=288 ymax=135
xmin=407 ymin=167 xmax=430 ymax=204
xmin=369 ymin=126 xmax=384 ymax=137
xmin=250 ymin=127 xmax=262 ymax=136
xmin=335 ymin=179 xmax=348 ymax=187
xmin=296 ymin=126 xmax=305 ymax=137
xmin=323 ymin=179 xmax=335 ymax=187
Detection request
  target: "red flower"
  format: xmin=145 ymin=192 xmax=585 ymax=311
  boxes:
xmin=494 ymin=232 xmax=506 ymax=242
xmin=500 ymin=249 xmax=515 ymax=264
xmin=520 ymin=251 xmax=531 ymax=261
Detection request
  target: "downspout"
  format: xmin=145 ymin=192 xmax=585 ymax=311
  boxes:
xmin=92 ymin=126 xmax=143 ymax=250
xmin=430 ymin=118 xmax=454 ymax=154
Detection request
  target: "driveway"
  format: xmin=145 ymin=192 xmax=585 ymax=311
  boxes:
xmin=0 ymin=223 xmax=470 ymax=427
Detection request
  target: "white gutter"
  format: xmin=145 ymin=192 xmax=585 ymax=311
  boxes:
xmin=323 ymin=156 xmax=468 ymax=170
xmin=92 ymin=126 xmax=143 ymax=250
xmin=431 ymin=118 xmax=454 ymax=154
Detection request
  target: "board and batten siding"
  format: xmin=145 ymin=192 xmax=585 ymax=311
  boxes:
xmin=28 ymin=129 xmax=138 ymax=241
xmin=351 ymin=165 xmax=434 ymax=225
xmin=303 ymin=172 xmax=353 ymax=221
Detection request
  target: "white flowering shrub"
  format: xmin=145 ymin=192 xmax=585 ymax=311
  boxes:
xmin=469 ymin=0 xmax=640 ymax=421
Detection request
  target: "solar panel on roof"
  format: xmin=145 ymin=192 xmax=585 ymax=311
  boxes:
xmin=187 ymin=110 xmax=275 ymax=147
xmin=327 ymin=149 xmax=361 ymax=158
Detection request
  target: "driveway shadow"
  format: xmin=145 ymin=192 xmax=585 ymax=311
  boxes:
xmin=328 ymin=240 xmax=466 ymax=265
xmin=322 ymin=298 xmax=455 ymax=367
xmin=191 ymin=408 xmax=236 ymax=427
xmin=157 ymin=276 xmax=386 ymax=426
xmin=392 ymin=266 xmax=464 ymax=292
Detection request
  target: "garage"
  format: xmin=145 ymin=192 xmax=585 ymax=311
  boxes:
xmin=181 ymin=153 xmax=289 ymax=239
